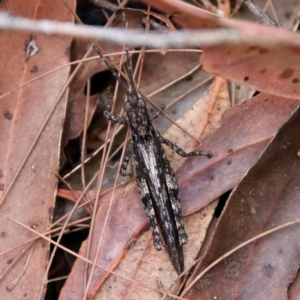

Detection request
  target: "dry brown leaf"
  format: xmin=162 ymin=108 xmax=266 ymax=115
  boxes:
xmin=183 ymin=104 xmax=300 ymax=300
xmin=164 ymin=76 xmax=230 ymax=170
xmin=178 ymin=94 xmax=300 ymax=216
xmin=141 ymin=0 xmax=300 ymax=100
xmin=0 ymin=0 xmax=74 ymax=299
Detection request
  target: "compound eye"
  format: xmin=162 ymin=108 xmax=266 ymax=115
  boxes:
xmin=138 ymin=98 xmax=146 ymax=107
xmin=124 ymin=101 xmax=131 ymax=112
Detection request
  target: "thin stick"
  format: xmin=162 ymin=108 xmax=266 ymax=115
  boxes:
xmin=81 ymin=79 xmax=91 ymax=191
xmin=3 ymin=12 xmax=289 ymax=48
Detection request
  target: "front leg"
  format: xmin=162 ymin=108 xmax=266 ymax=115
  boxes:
xmin=150 ymin=104 xmax=165 ymax=120
xmin=159 ymin=135 xmax=213 ymax=158
xmin=104 ymin=100 xmax=127 ymax=125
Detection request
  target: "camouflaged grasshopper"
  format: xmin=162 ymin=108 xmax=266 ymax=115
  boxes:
xmin=95 ymin=44 xmax=212 ymax=274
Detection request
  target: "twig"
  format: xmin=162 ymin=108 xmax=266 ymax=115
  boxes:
xmin=0 ymin=12 xmax=291 ymax=48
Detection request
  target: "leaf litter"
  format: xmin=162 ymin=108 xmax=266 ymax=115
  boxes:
xmin=2 ymin=0 xmax=300 ymax=299
xmin=59 ymin=2 xmax=300 ymax=299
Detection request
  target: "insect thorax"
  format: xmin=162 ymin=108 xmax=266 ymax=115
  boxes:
xmin=124 ymin=97 xmax=152 ymax=137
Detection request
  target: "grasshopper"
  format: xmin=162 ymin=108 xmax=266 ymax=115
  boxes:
xmin=95 ymin=44 xmax=212 ymax=274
